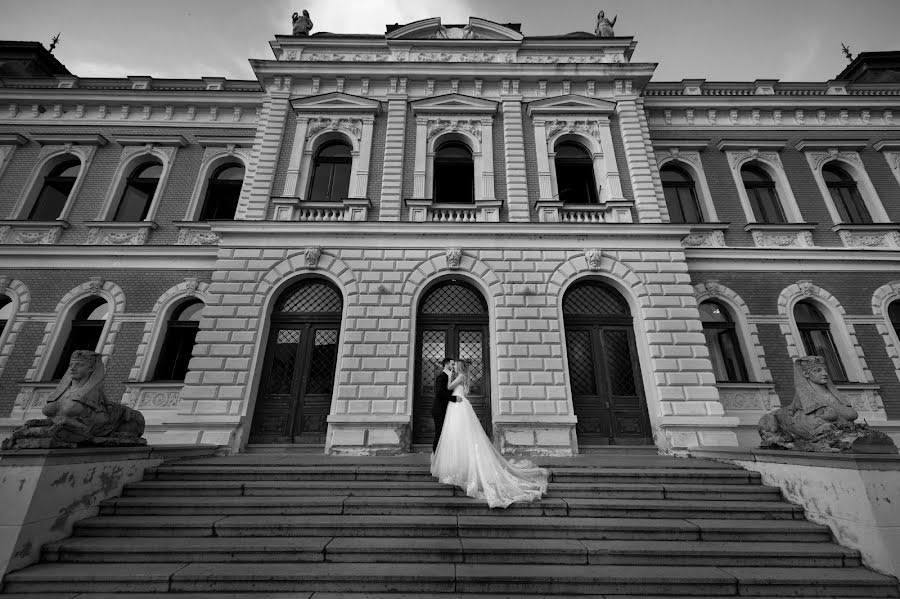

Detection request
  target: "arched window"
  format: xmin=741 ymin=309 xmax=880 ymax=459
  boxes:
xmin=308 ymin=141 xmax=351 ymax=202
xmin=889 ymin=300 xmax=900 ymax=343
xmin=52 ymin=299 xmax=109 ymax=380
xmin=433 ymin=141 xmax=474 ymax=203
xmin=661 ymin=164 xmax=703 ymax=223
xmin=823 ymin=163 xmax=872 ymax=224
xmin=555 ymin=141 xmax=598 ymax=204
xmin=699 ymin=300 xmax=748 ymax=382
xmin=153 ymin=299 xmax=203 ymax=381
xmin=794 ymin=300 xmax=847 ymax=382
xmin=742 ymin=165 xmax=785 ymax=224
xmin=199 ymin=163 xmax=244 ymax=220
xmin=28 ymin=159 xmax=81 ymax=220
xmin=113 ymin=161 xmax=163 ymax=221
xmin=0 ymin=296 xmax=11 ymax=337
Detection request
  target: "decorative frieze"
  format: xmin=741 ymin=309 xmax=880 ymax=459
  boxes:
xmin=836 ymin=228 xmax=900 ymax=249
xmin=290 ymin=50 xmax=626 ymax=64
xmin=749 ymin=228 xmax=814 ymax=248
xmin=306 ymin=117 xmax=363 ymax=140
xmin=122 ymin=384 xmax=182 ymax=410
xmin=682 ymin=229 xmax=726 ymax=248
xmin=426 ymin=119 xmax=482 ymax=141
xmin=0 ymin=221 xmax=69 ymax=245
xmin=650 ymin=106 xmax=897 ymax=129
xmin=175 ymin=223 xmax=220 ymax=245
xmin=86 ymin=222 xmax=156 ymax=246
xmin=544 ymin=119 xmax=601 ymax=141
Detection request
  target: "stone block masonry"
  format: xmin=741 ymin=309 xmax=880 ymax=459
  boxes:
xmin=176 ymin=230 xmax=736 ymax=455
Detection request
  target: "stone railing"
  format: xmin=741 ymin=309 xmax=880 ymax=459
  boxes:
xmin=405 ymin=199 xmax=501 ymax=223
xmin=536 ymin=200 xmax=634 ymax=224
xmin=270 ymin=197 xmax=371 ymax=222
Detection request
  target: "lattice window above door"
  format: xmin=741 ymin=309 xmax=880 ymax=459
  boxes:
xmin=563 ymin=282 xmax=630 ymax=316
xmin=420 ymin=283 xmax=487 ymax=315
xmin=276 ymin=280 xmax=342 ymax=313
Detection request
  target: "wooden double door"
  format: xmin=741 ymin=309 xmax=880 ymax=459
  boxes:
xmin=413 ymin=281 xmax=491 ymax=444
xmin=563 ymin=281 xmax=652 ymax=445
xmin=249 ymin=280 xmax=341 ymax=445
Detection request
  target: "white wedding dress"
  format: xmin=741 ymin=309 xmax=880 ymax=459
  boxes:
xmin=430 ymin=385 xmax=549 ymax=508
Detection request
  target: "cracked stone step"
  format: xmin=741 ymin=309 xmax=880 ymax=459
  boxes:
xmin=0 ymin=562 xmax=189 ymax=594
xmin=123 ymin=480 xmax=458 ymax=498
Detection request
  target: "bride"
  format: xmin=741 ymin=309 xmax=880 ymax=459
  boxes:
xmin=430 ymin=360 xmax=549 ymax=508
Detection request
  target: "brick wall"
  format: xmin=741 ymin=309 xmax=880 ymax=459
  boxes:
xmin=691 ymin=269 xmax=900 ymax=417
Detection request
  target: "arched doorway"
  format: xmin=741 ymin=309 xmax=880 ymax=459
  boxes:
xmin=563 ymin=280 xmax=652 ymax=445
xmin=249 ymin=278 xmax=342 ymax=445
xmin=413 ymin=280 xmax=491 ymax=445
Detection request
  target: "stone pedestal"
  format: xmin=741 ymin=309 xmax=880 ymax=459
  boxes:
xmin=691 ymin=446 xmax=900 ymax=578
xmin=0 ymin=445 xmax=217 ymax=582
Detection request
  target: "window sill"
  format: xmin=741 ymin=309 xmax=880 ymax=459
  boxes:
xmin=835 ymin=383 xmax=886 ymax=418
xmin=86 ymin=221 xmax=157 ymax=246
xmin=744 ymin=223 xmax=816 ymax=248
xmin=831 ymin=224 xmax=900 ymax=249
xmin=0 ymin=219 xmax=70 ymax=245
xmin=681 ymin=222 xmax=729 ymax=248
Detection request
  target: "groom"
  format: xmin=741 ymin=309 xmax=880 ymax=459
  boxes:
xmin=432 ymin=357 xmax=457 ymax=452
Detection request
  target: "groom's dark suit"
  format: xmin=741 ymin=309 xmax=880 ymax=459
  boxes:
xmin=432 ymin=369 xmax=456 ymax=452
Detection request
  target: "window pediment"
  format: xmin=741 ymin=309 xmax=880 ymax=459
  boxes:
xmin=527 ymin=94 xmax=616 ymax=117
xmin=290 ymin=92 xmax=381 ymax=115
xmin=411 ymin=94 xmax=498 ymax=115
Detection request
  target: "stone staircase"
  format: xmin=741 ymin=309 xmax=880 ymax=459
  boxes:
xmin=2 ymin=452 xmax=899 ymax=598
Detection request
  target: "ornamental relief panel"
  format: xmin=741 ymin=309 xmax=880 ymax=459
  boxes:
xmin=808 ymin=150 xmax=863 ymax=171
xmin=681 ymin=230 xmax=726 ymax=248
xmin=0 ymin=225 xmax=65 ymax=245
xmin=427 ymin=119 xmax=482 ymax=141
xmin=87 ymin=227 xmax=151 ymax=246
xmin=545 ymin=119 xmax=601 ymax=142
xmin=728 ymin=150 xmax=782 ymax=169
xmin=751 ymin=230 xmax=814 ymax=248
xmin=656 ymin=149 xmax=703 ymax=169
xmin=306 ymin=117 xmax=363 ymax=140
xmin=837 ymin=230 xmax=900 ymax=249
xmin=288 ymin=50 xmax=625 ymax=64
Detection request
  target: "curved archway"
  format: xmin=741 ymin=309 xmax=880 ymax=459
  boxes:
xmin=413 ymin=278 xmax=491 ymax=445
xmin=562 ymin=279 xmax=651 ymax=445
xmin=249 ymin=277 xmax=343 ymax=445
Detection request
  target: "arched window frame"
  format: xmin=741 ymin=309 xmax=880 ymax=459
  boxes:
xmin=428 ymin=133 xmax=479 ymax=204
xmin=656 ymin=151 xmax=718 ymax=223
xmin=0 ymin=279 xmax=30 ymax=381
xmin=724 ymin=149 xmax=803 ymax=224
xmin=552 ymin=138 xmax=600 ymax=205
xmin=129 ymin=280 xmax=211 ymax=383
xmin=306 ymin=139 xmax=354 ymax=203
xmin=805 ymin=151 xmax=889 ymax=225
xmin=11 ymin=145 xmax=96 ymax=222
xmin=98 ymin=144 xmax=178 ymax=222
xmin=184 ymin=142 xmax=252 ymax=221
xmin=872 ymin=281 xmax=900 ymax=385
xmin=777 ymin=281 xmax=872 ymax=385
xmin=546 ymin=130 xmax=607 ymax=204
xmin=27 ymin=279 xmax=126 ymax=382
xmin=0 ymin=135 xmax=27 ymax=183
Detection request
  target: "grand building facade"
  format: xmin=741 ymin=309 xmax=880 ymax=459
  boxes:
xmin=0 ymin=20 xmax=899 ymax=455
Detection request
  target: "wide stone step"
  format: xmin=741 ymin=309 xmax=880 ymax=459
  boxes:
xmin=122 ymin=479 xmax=782 ymax=501
xmin=100 ymin=495 xmax=803 ymax=519
xmin=4 ymin=562 xmax=897 ymax=596
xmin=144 ymin=465 xmax=760 ymax=485
xmin=71 ymin=514 xmax=833 ymax=543
xmin=41 ymin=535 xmax=860 ymax=568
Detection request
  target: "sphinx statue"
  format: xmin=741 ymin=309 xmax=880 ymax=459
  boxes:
xmin=758 ymin=356 xmax=896 ymax=453
xmin=2 ymin=351 xmax=146 ymax=450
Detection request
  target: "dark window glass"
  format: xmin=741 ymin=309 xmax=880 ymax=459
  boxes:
xmin=28 ymin=159 xmax=81 ymax=220
xmin=555 ymin=141 xmax=598 ymax=204
xmin=889 ymin=301 xmax=900 ymax=341
xmin=823 ymin=163 xmax=871 ymax=224
xmin=113 ymin=161 xmax=162 ymax=222
xmin=52 ymin=299 xmax=108 ymax=380
xmin=434 ymin=141 xmax=474 ymax=204
xmin=0 ymin=296 xmax=11 ymax=337
xmin=153 ymin=300 xmax=203 ymax=381
xmin=308 ymin=141 xmax=351 ymax=202
xmin=794 ymin=300 xmax=848 ymax=382
xmin=661 ymin=164 xmax=703 ymax=223
xmin=742 ymin=165 xmax=786 ymax=224
xmin=199 ymin=163 xmax=244 ymax=220
xmin=699 ymin=300 xmax=749 ymax=382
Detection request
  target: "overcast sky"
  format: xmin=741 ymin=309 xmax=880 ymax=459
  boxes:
xmin=3 ymin=0 xmax=899 ymax=82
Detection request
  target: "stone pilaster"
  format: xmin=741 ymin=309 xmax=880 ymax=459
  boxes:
xmin=636 ymin=97 xmax=670 ymax=221
xmin=501 ymin=101 xmax=531 ymax=222
xmin=615 ymin=99 xmax=663 ymax=223
xmin=379 ymin=99 xmax=408 ymax=221
xmin=235 ymin=87 xmax=291 ymax=220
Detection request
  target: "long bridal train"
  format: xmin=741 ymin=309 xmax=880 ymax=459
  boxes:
xmin=431 ymin=393 xmax=549 ymax=509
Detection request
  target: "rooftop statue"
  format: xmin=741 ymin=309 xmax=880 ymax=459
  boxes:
xmin=595 ymin=10 xmax=617 ymax=37
xmin=758 ymin=356 xmax=897 ymax=453
xmin=1 ymin=350 xmax=146 ymax=450
xmin=292 ymin=10 xmax=313 ymax=36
